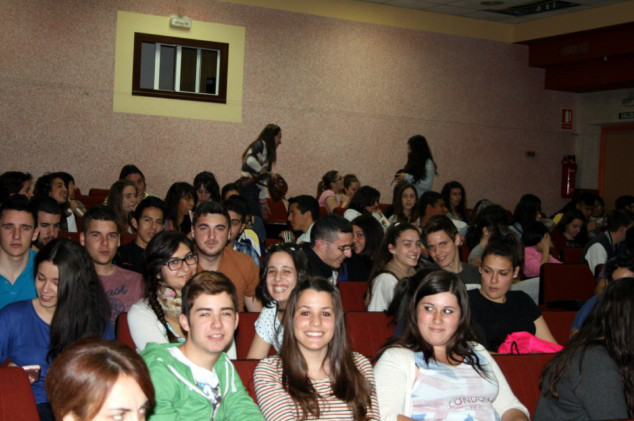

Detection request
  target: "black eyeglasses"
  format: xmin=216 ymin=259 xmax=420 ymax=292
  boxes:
xmin=164 ymin=254 xmax=198 ymax=271
xmin=326 ymin=241 xmax=354 ymax=253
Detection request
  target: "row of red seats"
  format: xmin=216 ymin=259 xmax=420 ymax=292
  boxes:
xmin=4 ymin=353 xmax=631 ymax=421
xmin=0 ymin=309 xmax=580 ymax=420
xmin=231 ymin=354 xmax=555 ymax=418
xmin=116 ymin=308 xmax=575 ymax=361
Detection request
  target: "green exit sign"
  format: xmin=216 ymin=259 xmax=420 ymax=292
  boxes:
xmin=619 ymin=111 xmax=634 ymax=120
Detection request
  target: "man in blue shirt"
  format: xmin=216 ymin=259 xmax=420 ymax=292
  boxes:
xmin=0 ymin=195 xmax=38 ymax=309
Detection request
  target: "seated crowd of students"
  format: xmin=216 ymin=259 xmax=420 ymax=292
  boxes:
xmin=1 ymin=152 xmax=634 ymax=421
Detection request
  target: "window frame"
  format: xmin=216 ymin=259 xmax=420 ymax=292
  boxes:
xmin=132 ymin=33 xmax=229 ymax=104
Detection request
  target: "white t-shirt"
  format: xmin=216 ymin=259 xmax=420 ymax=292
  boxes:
xmin=254 ymin=305 xmax=284 ymax=352
xmin=368 ymin=272 xmax=398 ymax=312
xmin=168 ymin=347 xmax=222 ymax=411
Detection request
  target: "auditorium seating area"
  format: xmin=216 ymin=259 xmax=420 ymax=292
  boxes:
xmin=4 ymin=181 xmax=629 ymax=420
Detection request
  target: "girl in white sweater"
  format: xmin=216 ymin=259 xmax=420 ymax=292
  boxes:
xmin=373 ymin=270 xmax=529 ymax=421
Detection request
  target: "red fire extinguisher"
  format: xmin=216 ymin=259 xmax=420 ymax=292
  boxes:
xmin=561 ymin=155 xmax=577 ymax=198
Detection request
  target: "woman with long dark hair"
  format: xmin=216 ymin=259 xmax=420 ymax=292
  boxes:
xmin=470 ymin=237 xmax=557 ymax=351
xmin=441 ymin=180 xmax=467 ymax=222
xmin=34 ymin=172 xmax=76 ymax=232
xmin=0 ymin=238 xmax=112 ymax=421
xmin=509 ymin=199 xmax=541 ymax=241
xmin=128 ymin=231 xmax=197 ymax=351
xmin=254 ymin=277 xmax=379 ymax=420
xmin=550 ymin=208 xmax=585 ymax=253
xmin=240 ymin=123 xmax=282 ymax=218
xmin=344 ymin=174 xmax=361 ymax=202
xmin=348 ymin=214 xmax=385 ymax=282
xmin=247 ymin=243 xmax=309 ymax=359
xmin=374 ymin=270 xmax=529 ymax=421
xmin=344 ymin=185 xmax=389 ymax=229
xmin=46 ymin=338 xmax=154 ymax=421
xmin=522 ymin=221 xmax=561 ymax=278
xmin=366 ymin=223 xmax=421 ymax=312
xmin=388 ymin=182 xmax=419 ymax=225
xmin=164 ymin=182 xmax=196 ymax=233
xmin=106 ymin=179 xmax=138 ymax=234
xmin=193 ymin=171 xmax=221 ymax=204
xmin=395 ymin=135 xmax=437 ymax=197
xmin=464 ymin=204 xmax=509 ymax=266
xmin=535 ymin=278 xmax=634 ymax=421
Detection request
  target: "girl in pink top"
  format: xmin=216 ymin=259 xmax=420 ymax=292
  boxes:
xmin=522 ymin=221 xmax=561 ymax=278
xmin=317 ymin=170 xmax=348 ymax=213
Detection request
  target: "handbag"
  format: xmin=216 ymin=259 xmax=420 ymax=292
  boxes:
xmin=268 ymin=173 xmax=288 ymax=201
xmin=497 ymin=331 xmax=563 ymax=354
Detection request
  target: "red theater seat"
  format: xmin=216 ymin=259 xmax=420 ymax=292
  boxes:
xmin=493 ymin=353 xmax=555 ymax=418
xmin=561 ymin=247 xmax=584 ymax=264
xmin=234 ymin=359 xmax=259 ymax=402
xmin=338 ymin=281 xmax=368 ymax=312
xmin=115 ymin=312 xmax=136 ymax=350
xmin=542 ymin=311 xmax=576 ymax=345
xmin=121 ymin=233 xmax=136 ymax=246
xmin=0 ymin=367 xmax=39 ymax=421
xmin=540 ymin=263 xmax=595 ymax=308
xmin=59 ymin=231 xmax=80 ymax=243
xmin=265 ymin=238 xmax=282 ymax=249
xmin=235 ymin=313 xmax=259 ymax=359
xmin=265 ymin=199 xmax=287 ymax=224
xmin=345 ymin=312 xmax=393 ymax=358
xmin=88 ymin=188 xmax=109 ymax=198
xmin=81 ymin=194 xmax=107 ymax=210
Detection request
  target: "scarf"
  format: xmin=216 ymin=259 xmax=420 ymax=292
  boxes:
xmin=383 ymin=259 xmax=416 ymax=281
xmin=158 ymin=286 xmax=182 ymax=318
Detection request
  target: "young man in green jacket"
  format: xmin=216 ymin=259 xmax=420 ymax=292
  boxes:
xmin=141 ymin=271 xmax=263 ymax=421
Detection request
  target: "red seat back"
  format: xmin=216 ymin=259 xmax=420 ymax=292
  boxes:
xmin=264 ymin=199 xmax=287 ymax=224
xmin=0 ymin=367 xmax=39 ymax=421
xmin=561 ymin=247 xmax=584 ymax=264
xmin=345 ymin=312 xmax=393 ymax=358
xmin=81 ymin=195 xmax=107 ymax=210
xmin=333 ymin=207 xmax=345 ymax=216
xmin=265 ymin=238 xmax=282 ymax=250
xmin=59 ymin=231 xmax=81 ymax=243
xmin=235 ymin=313 xmax=260 ymax=359
xmin=493 ymin=353 xmax=555 ymax=418
xmin=121 ymin=233 xmax=137 ymax=246
xmin=88 ymin=188 xmax=110 ymax=198
xmin=233 ymin=359 xmax=259 ymax=402
xmin=115 ymin=312 xmax=136 ymax=349
xmin=542 ymin=311 xmax=576 ymax=345
xmin=338 ymin=281 xmax=368 ymax=312
xmin=319 ymin=206 xmax=328 ymax=217
xmin=540 ymin=263 xmax=595 ymax=307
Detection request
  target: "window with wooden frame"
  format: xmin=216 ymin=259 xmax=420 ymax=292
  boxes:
xmin=132 ymin=33 xmax=229 ymax=103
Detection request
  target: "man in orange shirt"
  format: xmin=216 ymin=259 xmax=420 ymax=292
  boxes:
xmin=192 ymin=201 xmax=261 ymax=312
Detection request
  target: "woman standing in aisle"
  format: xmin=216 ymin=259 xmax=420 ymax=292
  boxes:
xmin=241 ymin=124 xmax=283 ymax=218
xmin=394 ymin=135 xmax=438 ymax=198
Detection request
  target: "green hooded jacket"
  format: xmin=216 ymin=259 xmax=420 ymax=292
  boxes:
xmin=142 ymin=342 xmax=264 ymax=421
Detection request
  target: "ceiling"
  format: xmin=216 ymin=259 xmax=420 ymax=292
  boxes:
xmin=356 ymin=0 xmax=629 ymax=23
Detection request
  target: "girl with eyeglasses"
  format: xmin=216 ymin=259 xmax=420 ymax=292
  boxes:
xmin=128 ymin=231 xmax=198 ymax=352
xmin=247 ymin=243 xmax=309 ymax=359
xmin=317 ymin=170 xmax=348 ymax=213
